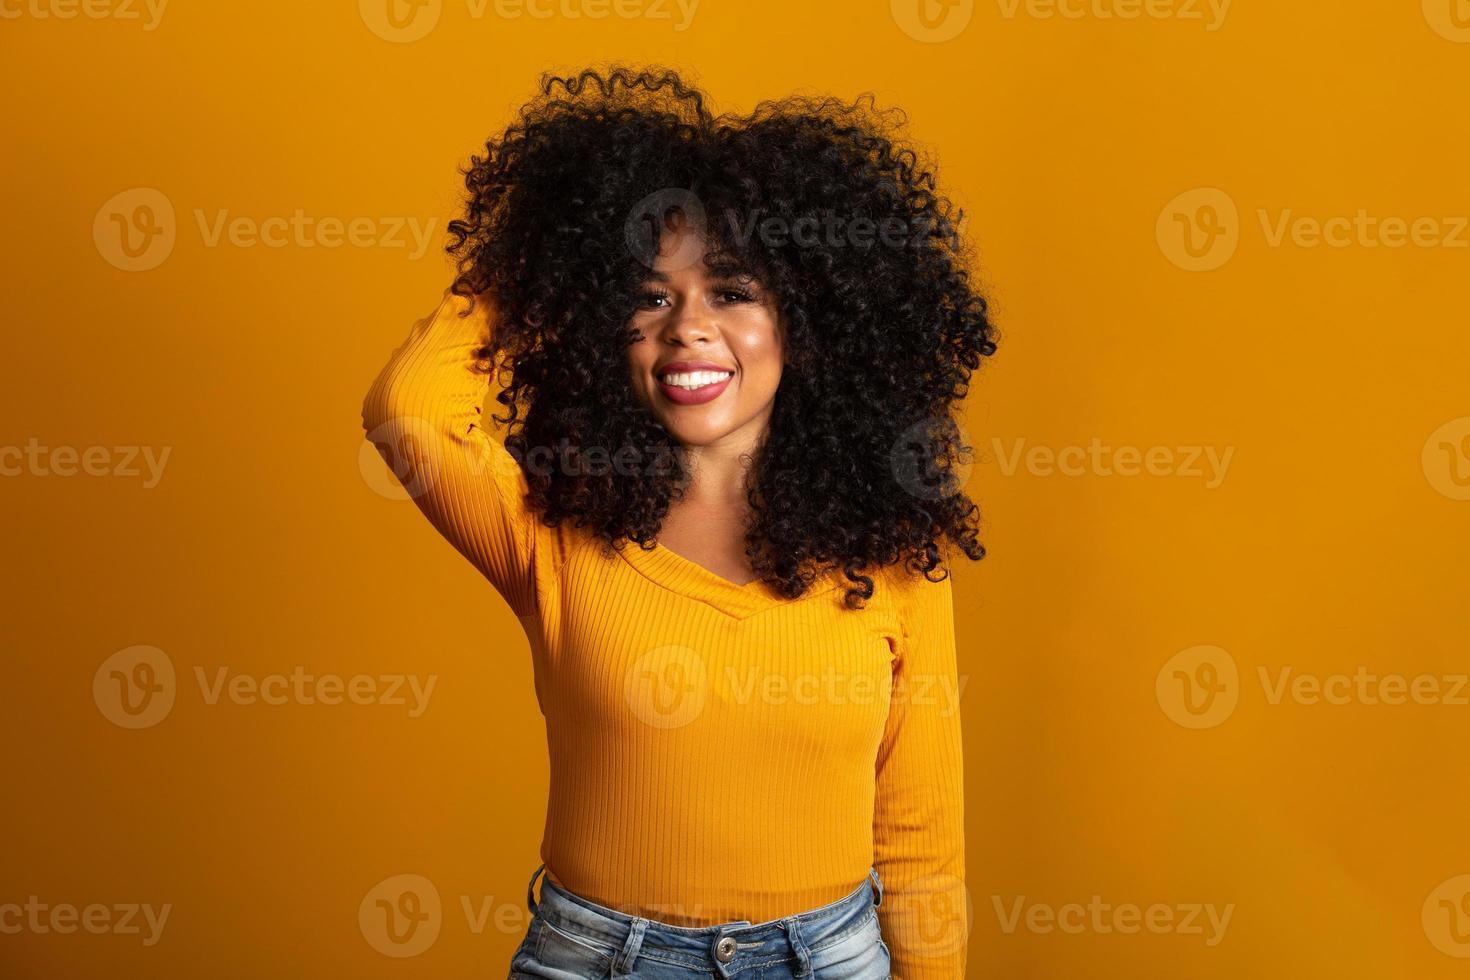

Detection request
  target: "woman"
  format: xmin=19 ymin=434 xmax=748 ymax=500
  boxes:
xmin=363 ymin=67 xmax=995 ymax=979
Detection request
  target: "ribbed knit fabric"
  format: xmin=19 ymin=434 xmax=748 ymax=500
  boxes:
xmin=361 ymin=289 xmax=968 ymax=979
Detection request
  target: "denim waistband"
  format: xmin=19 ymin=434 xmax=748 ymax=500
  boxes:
xmin=523 ymin=866 xmax=884 ymax=977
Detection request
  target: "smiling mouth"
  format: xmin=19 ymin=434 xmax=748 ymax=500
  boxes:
xmin=655 ymin=366 xmax=735 ymax=406
xmin=660 ymin=369 xmax=734 ymax=391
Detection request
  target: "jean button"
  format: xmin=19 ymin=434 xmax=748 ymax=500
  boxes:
xmin=714 ymin=935 xmax=737 ymax=963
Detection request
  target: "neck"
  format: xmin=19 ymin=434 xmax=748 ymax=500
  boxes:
xmin=677 ymin=415 xmax=770 ymax=505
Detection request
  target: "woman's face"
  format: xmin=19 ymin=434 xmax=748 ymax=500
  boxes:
xmin=626 ymin=228 xmax=784 ymax=451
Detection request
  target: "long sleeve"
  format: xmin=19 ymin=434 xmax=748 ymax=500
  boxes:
xmin=874 ymin=568 xmax=968 ymax=979
xmin=360 ymin=287 xmax=541 ymax=618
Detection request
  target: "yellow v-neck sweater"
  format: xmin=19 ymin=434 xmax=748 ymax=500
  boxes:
xmin=361 ymin=289 xmax=968 ymax=978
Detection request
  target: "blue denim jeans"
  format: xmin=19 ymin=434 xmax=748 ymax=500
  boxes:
xmin=509 ymin=865 xmax=891 ymax=979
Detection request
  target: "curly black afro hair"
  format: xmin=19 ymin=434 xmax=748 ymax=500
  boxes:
xmin=446 ymin=66 xmax=998 ymax=609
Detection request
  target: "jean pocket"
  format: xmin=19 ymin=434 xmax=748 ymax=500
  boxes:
xmin=507 ymin=918 xmax=541 ymax=979
xmin=532 ymin=916 xmax=618 ymax=976
xmin=875 ymin=937 xmax=892 ymax=979
xmin=807 ymin=910 xmax=890 ymax=979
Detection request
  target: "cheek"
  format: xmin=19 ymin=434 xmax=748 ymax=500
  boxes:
xmin=625 ymin=335 xmax=647 ymax=370
xmin=625 ymin=341 xmax=654 ymax=392
xmin=733 ymin=322 xmax=784 ymax=396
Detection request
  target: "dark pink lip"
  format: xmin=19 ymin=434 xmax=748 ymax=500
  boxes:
xmin=657 ymin=374 xmax=733 ymax=406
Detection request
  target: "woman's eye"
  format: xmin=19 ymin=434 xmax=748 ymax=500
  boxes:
xmin=717 ymin=289 xmax=754 ymax=303
xmin=636 ymin=292 xmax=669 ymax=309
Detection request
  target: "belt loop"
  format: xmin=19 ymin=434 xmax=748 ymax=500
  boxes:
xmin=525 ymin=864 xmax=547 ymax=916
xmin=868 ymin=866 xmax=884 ymax=909
xmin=612 ymin=917 xmax=649 ymax=977
xmin=783 ymin=915 xmax=814 ymax=977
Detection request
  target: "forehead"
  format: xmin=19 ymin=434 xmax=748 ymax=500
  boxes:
xmin=647 ymin=234 xmax=754 ymax=282
xmin=633 ymin=195 xmax=766 ymax=283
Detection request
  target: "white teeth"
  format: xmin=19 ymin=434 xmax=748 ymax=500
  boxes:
xmin=661 ymin=370 xmax=733 ymax=391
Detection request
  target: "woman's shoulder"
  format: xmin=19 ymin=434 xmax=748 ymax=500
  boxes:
xmin=870 ymin=549 xmax=956 ymax=610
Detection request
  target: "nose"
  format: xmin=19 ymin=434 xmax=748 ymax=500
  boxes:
xmin=662 ymin=297 xmax=717 ymax=347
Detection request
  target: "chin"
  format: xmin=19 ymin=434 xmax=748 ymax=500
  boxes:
xmin=659 ymin=419 xmax=730 ymax=448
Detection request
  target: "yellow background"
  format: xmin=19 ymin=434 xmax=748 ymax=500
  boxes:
xmin=4 ymin=0 xmax=1470 ymax=976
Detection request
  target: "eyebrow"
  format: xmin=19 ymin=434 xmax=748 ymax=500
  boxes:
xmin=703 ymin=250 xmax=753 ymax=276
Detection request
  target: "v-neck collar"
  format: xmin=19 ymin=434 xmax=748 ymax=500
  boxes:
xmin=615 ymin=540 xmax=846 ymax=620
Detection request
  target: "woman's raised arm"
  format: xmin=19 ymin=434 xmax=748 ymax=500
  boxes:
xmin=361 ymin=288 xmax=542 ymax=618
